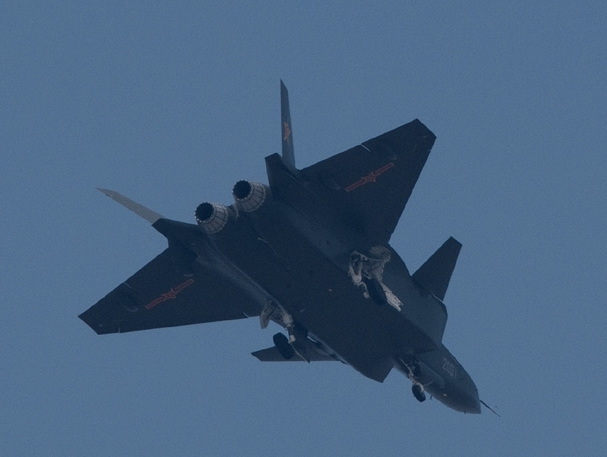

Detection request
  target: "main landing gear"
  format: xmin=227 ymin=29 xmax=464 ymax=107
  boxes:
xmin=260 ymin=301 xmax=310 ymax=362
xmin=348 ymin=247 xmax=403 ymax=310
xmin=273 ymin=332 xmax=295 ymax=360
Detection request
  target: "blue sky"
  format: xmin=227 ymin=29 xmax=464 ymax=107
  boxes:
xmin=1 ymin=2 xmax=606 ymax=456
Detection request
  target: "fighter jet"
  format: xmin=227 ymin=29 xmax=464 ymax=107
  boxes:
xmin=79 ymin=81 xmax=481 ymax=414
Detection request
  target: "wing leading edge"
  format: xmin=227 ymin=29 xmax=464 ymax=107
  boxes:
xmin=79 ymin=247 xmax=255 ymax=334
xmin=80 ymin=191 xmax=267 ymax=335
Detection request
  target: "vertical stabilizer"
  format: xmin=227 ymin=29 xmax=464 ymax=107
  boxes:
xmin=280 ymin=80 xmax=296 ymax=169
xmin=412 ymin=237 xmax=462 ymax=301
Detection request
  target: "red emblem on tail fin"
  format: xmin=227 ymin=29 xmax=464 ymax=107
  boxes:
xmin=283 ymin=122 xmax=291 ymax=141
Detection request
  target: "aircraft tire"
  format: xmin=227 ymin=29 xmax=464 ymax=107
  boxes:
xmin=412 ymin=383 xmax=426 ymax=402
xmin=273 ymin=332 xmax=295 ymax=360
xmin=364 ymin=277 xmax=388 ymax=305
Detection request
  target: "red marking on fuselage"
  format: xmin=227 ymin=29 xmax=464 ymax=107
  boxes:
xmin=345 ymin=162 xmax=395 ymax=192
xmin=145 ymin=278 xmax=195 ymax=310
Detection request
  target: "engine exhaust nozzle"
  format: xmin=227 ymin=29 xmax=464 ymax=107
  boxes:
xmin=195 ymin=202 xmax=230 ymax=234
xmin=232 ymin=180 xmax=270 ymax=213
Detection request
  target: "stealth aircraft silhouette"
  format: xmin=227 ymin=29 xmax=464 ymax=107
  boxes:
xmin=80 ymin=81 xmax=481 ymax=414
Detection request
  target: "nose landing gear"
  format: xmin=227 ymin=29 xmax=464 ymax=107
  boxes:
xmin=399 ymin=357 xmax=427 ymax=403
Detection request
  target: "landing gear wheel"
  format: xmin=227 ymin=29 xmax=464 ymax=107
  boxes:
xmin=412 ymin=383 xmax=426 ymax=402
xmin=273 ymin=333 xmax=295 ymax=360
xmin=363 ymin=277 xmax=388 ymax=305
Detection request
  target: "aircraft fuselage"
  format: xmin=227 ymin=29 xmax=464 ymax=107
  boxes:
xmin=80 ymin=93 xmax=482 ymax=414
xmin=154 ymin=166 xmax=480 ymax=414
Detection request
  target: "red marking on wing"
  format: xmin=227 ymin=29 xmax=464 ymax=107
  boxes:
xmin=345 ymin=162 xmax=395 ymax=192
xmin=283 ymin=122 xmax=291 ymax=141
xmin=145 ymin=278 xmax=195 ymax=310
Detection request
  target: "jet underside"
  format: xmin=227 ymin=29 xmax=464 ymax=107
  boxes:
xmin=200 ymin=199 xmax=439 ymax=382
xmin=79 ymin=82 xmax=481 ymax=414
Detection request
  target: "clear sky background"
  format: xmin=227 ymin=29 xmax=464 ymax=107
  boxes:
xmin=2 ymin=2 xmax=606 ymax=456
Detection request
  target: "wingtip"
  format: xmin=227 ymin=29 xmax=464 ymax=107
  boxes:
xmin=447 ymin=236 xmax=463 ymax=249
xmin=96 ymin=187 xmax=115 ymax=198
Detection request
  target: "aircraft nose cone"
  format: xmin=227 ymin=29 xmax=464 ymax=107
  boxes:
xmin=463 ymin=388 xmax=481 ymax=414
xmin=450 ymin=384 xmax=480 ymax=414
xmin=468 ymin=397 xmax=481 ymax=414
